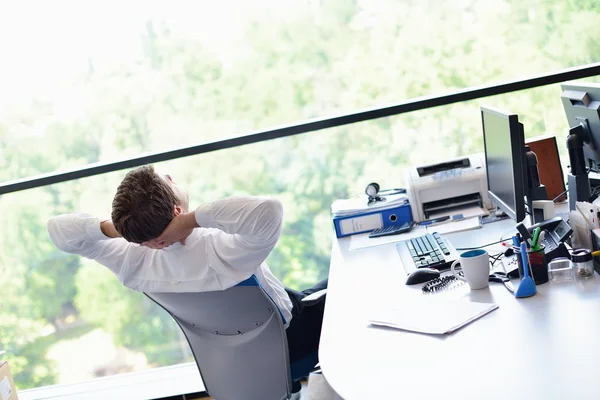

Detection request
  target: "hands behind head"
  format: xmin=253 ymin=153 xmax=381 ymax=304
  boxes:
xmin=142 ymin=212 xmax=197 ymax=250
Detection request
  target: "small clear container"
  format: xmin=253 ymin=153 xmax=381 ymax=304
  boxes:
xmin=571 ymin=249 xmax=595 ymax=279
xmin=547 ymin=257 xmax=573 ymax=282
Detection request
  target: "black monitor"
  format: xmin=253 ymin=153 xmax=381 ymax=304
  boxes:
xmin=481 ymin=106 xmax=527 ymax=222
xmin=561 ymin=82 xmax=600 ymax=172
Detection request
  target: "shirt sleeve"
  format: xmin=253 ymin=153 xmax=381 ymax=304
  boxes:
xmin=194 ymin=196 xmax=284 ymax=273
xmin=46 ymin=213 xmax=141 ymax=278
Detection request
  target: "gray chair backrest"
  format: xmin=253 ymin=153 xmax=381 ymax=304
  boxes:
xmin=145 ymin=276 xmax=292 ymax=400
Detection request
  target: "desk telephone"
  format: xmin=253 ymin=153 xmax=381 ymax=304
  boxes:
xmin=516 ymin=216 xmax=572 ymax=260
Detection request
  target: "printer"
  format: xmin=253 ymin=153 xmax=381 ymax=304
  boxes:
xmin=405 ymin=153 xmax=493 ymax=222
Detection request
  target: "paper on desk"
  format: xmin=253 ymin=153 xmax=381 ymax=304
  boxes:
xmin=428 ymin=204 xmax=488 ymax=220
xmin=348 ymin=225 xmax=428 ymax=251
xmin=427 ymin=216 xmax=482 ymax=235
xmin=331 ymin=193 xmax=408 ymax=217
xmin=369 ymin=299 xmax=498 ymax=335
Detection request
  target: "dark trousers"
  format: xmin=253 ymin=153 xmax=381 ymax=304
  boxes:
xmin=284 ymin=279 xmax=328 ymax=367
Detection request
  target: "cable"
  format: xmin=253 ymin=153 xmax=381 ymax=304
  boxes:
xmin=490 ymin=252 xmax=504 ymax=266
xmin=590 ymin=185 xmax=600 ymax=203
xmin=455 ymin=238 xmax=507 ymax=251
xmin=552 ymin=189 xmax=568 ymax=203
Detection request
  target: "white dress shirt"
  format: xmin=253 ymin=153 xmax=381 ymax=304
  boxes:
xmin=47 ymin=196 xmax=294 ymax=326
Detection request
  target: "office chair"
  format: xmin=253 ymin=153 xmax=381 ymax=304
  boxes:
xmin=145 ymin=275 xmax=326 ymax=400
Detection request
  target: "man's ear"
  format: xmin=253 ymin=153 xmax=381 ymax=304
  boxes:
xmin=174 ymin=205 xmax=183 ymax=217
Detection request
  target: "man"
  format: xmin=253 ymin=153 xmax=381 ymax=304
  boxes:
xmin=47 ymin=165 xmax=326 ymax=382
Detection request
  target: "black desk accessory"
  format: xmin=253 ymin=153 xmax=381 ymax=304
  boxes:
xmin=516 ymin=216 xmax=572 ymax=263
xmin=560 ymin=82 xmax=600 ymax=210
xmin=369 ymin=222 xmax=413 ymax=238
xmin=421 ymin=275 xmax=465 ymax=293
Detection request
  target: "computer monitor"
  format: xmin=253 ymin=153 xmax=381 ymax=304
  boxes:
xmin=561 ymin=82 xmax=600 ymax=172
xmin=481 ymin=106 xmax=527 ymax=222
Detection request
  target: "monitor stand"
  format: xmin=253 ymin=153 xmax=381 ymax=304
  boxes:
xmin=525 ymin=147 xmax=548 ymax=223
xmin=567 ymin=125 xmax=592 ymax=211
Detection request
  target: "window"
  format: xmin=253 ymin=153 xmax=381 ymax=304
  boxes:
xmin=1 ymin=0 xmax=599 ymax=391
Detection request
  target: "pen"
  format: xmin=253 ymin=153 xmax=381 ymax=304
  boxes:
xmin=530 ymin=227 xmax=541 ymax=251
xmin=417 ymin=216 xmax=450 ymax=226
xmin=512 ymin=236 xmax=520 ymax=247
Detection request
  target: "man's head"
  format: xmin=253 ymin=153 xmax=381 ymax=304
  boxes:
xmin=111 ymin=165 xmax=189 ymax=243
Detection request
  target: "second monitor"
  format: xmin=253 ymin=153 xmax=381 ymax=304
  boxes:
xmin=561 ymin=81 xmax=600 ymax=208
xmin=481 ymin=105 xmax=527 ymax=222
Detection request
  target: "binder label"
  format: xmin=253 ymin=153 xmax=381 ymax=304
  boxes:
xmin=339 ymin=214 xmax=382 ymax=235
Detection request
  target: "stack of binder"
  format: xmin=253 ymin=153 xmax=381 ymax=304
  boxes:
xmin=331 ymin=193 xmax=412 ymax=238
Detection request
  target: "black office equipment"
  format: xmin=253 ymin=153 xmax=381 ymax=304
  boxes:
xmin=405 ymin=268 xmax=440 ymax=285
xmin=525 ymin=145 xmax=549 ymax=203
xmin=421 ymin=275 xmax=465 ymax=293
xmin=481 ymin=106 xmax=529 ymax=222
xmin=529 ymin=217 xmax=572 ymax=250
xmin=525 ymin=216 xmax=572 ymax=262
xmin=369 ymin=221 xmax=413 ymax=238
xmin=561 ymin=82 xmax=600 ymax=209
xmin=488 ymin=271 xmax=514 ymax=293
xmin=396 ymin=232 xmax=460 ymax=275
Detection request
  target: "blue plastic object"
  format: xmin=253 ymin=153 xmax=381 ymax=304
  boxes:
xmin=515 ymin=242 xmax=537 ymax=298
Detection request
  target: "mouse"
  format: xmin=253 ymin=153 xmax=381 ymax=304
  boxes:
xmin=405 ymin=268 xmax=440 ymax=285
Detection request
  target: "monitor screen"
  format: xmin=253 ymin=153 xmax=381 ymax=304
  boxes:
xmin=481 ymin=106 xmax=526 ymax=222
xmin=561 ymin=82 xmax=600 ymax=172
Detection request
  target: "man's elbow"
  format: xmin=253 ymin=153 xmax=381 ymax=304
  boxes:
xmin=263 ymin=198 xmax=284 ymax=230
xmin=47 ymin=217 xmax=70 ymax=252
xmin=265 ymin=197 xmax=284 ymax=221
xmin=260 ymin=198 xmax=284 ymax=243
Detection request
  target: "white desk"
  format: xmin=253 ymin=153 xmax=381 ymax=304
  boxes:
xmin=319 ymin=218 xmax=600 ymax=400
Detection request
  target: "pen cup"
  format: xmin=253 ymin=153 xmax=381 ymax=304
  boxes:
xmin=527 ymin=245 xmax=549 ymax=285
xmin=515 ymin=245 xmax=549 ymax=285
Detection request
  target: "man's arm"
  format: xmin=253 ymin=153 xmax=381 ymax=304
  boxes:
xmin=47 ymin=213 xmax=138 ymax=277
xmin=100 ymin=220 xmax=121 ymax=239
xmin=150 ymin=196 xmax=284 ymax=272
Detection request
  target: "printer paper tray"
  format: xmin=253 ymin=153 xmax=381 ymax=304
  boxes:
xmin=423 ymin=193 xmax=482 ymax=218
xmin=428 ymin=204 xmax=488 ymax=220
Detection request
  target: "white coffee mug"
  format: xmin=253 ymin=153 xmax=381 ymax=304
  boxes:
xmin=451 ymin=249 xmax=490 ymax=290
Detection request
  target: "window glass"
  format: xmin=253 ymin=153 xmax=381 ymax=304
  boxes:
xmin=2 ymin=0 xmax=600 ymax=392
xmin=1 ymin=0 xmax=599 ymax=181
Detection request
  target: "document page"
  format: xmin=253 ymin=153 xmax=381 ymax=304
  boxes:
xmin=369 ymin=299 xmax=498 ymax=335
xmin=428 ymin=217 xmax=482 ymax=235
xmin=428 ymin=204 xmax=488 ymax=220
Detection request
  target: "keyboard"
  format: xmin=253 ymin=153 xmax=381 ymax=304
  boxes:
xmin=396 ymin=232 xmax=460 ymax=275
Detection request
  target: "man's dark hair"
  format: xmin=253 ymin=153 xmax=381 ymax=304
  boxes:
xmin=111 ymin=165 xmax=178 ymax=243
